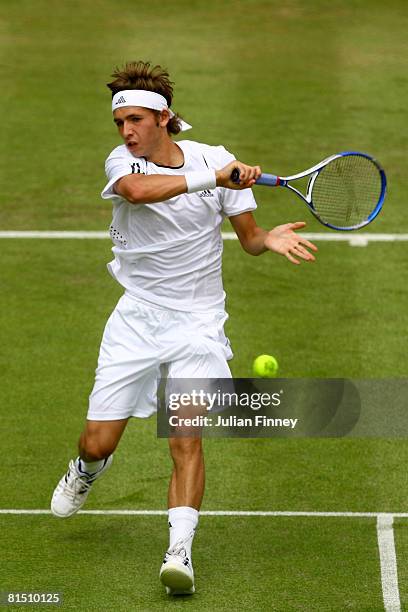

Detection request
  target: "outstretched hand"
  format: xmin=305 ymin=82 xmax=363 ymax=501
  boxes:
xmin=264 ymin=222 xmax=318 ymax=264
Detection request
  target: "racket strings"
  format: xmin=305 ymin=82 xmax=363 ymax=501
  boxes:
xmin=311 ymin=155 xmax=382 ymax=228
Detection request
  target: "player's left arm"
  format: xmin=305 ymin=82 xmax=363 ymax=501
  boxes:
xmin=229 ymin=212 xmax=318 ymax=264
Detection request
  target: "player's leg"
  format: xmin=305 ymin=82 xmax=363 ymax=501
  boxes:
xmin=159 ymin=319 xmax=232 ymax=595
xmin=78 ymin=418 xmax=129 ymax=461
xmin=159 ymin=436 xmax=203 ymax=593
xmin=51 ymin=293 xmax=160 ymax=518
xmin=51 ymin=418 xmax=128 ymax=518
xmin=167 ymin=436 xmax=205 ymax=510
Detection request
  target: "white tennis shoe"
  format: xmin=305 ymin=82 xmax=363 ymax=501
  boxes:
xmin=51 ymin=456 xmax=112 ymax=518
xmin=160 ymin=532 xmax=195 ymax=595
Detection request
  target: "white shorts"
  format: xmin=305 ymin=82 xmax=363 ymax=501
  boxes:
xmin=88 ymin=293 xmax=233 ymax=420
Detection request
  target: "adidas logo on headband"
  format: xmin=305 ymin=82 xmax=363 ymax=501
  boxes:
xmin=115 ymin=95 xmax=126 ymax=105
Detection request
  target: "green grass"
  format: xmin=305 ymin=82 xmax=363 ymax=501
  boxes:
xmin=0 ymin=516 xmax=386 ymax=611
xmin=0 ymin=0 xmax=407 ymax=610
xmin=0 ymin=0 xmax=406 ymax=232
xmin=1 ymin=240 xmax=407 ymax=611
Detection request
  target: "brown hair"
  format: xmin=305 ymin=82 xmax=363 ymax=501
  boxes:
xmin=107 ymin=61 xmax=182 ymax=135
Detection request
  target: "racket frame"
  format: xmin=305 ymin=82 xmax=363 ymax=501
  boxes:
xmin=254 ymin=152 xmax=387 ymax=231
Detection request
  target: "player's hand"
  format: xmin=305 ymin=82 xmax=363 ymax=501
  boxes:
xmin=216 ymin=160 xmax=261 ymax=190
xmin=264 ymin=222 xmax=318 ymax=264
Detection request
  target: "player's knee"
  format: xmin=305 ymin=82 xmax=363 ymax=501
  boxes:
xmin=169 ymin=437 xmax=202 ymax=462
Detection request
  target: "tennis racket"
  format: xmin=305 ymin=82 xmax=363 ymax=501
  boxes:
xmin=231 ymin=152 xmax=387 ymax=231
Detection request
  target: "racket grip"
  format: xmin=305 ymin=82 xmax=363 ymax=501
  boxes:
xmin=230 ymin=168 xmax=283 ymax=187
xmin=256 ymin=173 xmax=282 ymax=186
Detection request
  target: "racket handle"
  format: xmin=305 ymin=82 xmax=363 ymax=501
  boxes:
xmin=256 ymin=173 xmax=284 ymax=187
xmin=230 ymin=168 xmax=283 ymax=187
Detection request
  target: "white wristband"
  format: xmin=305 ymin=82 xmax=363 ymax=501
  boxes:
xmin=185 ymin=170 xmax=217 ymax=194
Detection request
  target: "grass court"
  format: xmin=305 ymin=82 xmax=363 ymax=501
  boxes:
xmin=0 ymin=1 xmax=407 ymax=610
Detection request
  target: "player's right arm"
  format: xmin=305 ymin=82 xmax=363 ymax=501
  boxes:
xmin=112 ymin=160 xmax=260 ymax=205
xmin=115 ymin=174 xmax=187 ymax=204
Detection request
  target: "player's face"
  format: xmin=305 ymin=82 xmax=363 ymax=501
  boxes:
xmin=113 ymin=106 xmax=166 ymax=158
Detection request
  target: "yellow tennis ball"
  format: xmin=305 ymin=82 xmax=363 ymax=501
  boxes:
xmin=253 ymin=354 xmax=279 ymax=378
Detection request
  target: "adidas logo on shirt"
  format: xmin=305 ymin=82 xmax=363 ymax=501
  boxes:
xmin=198 ymin=190 xmax=213 ymax=197
xmin=115 ymin=96 xmax=126 ymax=105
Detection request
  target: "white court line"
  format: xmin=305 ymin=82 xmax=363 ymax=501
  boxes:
xmin=377 ymin=514 xmax=401 ymax=612
xmin=0 ymin=231 xmax=109 ymax=239
xmin=1 ymin=509 xmax=408 ymax=517
xmin=0 ymin=231 xmax=407 ymax=246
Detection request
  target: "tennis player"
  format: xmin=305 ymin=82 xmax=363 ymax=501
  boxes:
xmin=50 ymin=61 xmax=317 ymax=595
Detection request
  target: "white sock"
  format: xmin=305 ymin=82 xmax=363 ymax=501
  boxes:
xmin=75 ymin=457 xmax=107 ymax=477
xmin=168 ymin=506 xmax=199 ymax=559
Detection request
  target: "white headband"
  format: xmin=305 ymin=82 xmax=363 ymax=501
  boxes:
xmin=111 ymin=89 xmax=192 ymax=131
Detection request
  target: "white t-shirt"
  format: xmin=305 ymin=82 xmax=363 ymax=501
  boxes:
xmin=101 ymin=139 xmax=257 ymax=311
